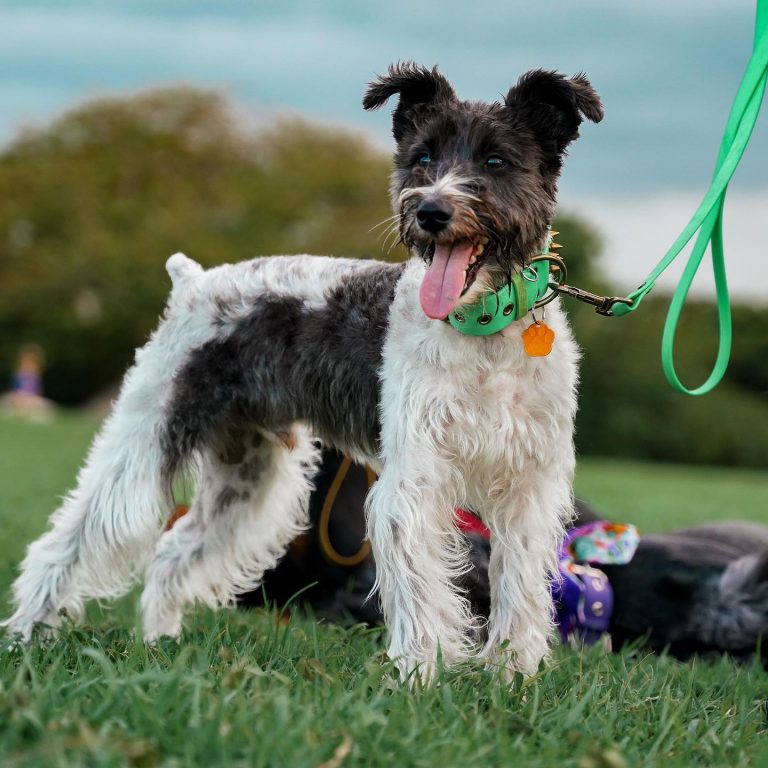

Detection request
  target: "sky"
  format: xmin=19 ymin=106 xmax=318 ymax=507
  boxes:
xmin=2 ymin=0 xmax=766 ymax=298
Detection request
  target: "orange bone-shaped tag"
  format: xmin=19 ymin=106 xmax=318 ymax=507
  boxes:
xmin=522 ymin=321 xmax=555 ymax=357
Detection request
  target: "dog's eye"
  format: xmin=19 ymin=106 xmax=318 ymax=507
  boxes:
xmin=417 ymin=152 xmax=431 ymax=167
xmin=485 ymin=155 xmax=506 ymax=169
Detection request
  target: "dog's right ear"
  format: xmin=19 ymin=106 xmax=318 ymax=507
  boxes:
xmin=363 ymin=62 xmax=456 ymax=142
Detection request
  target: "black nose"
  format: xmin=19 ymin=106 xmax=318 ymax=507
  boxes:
xmin=416 ymin=199 xmax=454 ymax=233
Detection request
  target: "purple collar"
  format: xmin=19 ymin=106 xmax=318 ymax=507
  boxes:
xmin=552 ymin=520 xmax=639 ymax=645
xmin=553 ymin=561 xmax=613 ymax=645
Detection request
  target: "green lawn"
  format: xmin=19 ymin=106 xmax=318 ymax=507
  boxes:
xmin=576 ymin=458 xmax=768 ymax=532
xmin=1 ymin=412 xmax=767 ymax=767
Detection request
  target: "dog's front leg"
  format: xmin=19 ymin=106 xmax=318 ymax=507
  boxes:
xmin=482 ymin=470 xmax=573 ymax=678
xmin=366 ymin=467 xmax=474 ymax=684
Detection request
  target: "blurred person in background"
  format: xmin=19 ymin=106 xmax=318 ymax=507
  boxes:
xmin=2 ymin=344 xmax=54 ymax=421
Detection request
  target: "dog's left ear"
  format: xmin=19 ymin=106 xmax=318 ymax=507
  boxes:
xmin=363 ymin=62 xmax=457 ymax=142
xmin=505 ymin=70 xmax=604 ymax=154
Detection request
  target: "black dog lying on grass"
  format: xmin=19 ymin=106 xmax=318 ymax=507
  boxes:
xmin=238 ymin=450 xmax=768 ymax=666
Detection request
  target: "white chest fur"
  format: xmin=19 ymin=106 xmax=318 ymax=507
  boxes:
xmin=378 ymin=259 xmax=579 ymax=511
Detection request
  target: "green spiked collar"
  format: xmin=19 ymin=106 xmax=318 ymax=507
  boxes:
xmin=447 ymin=234 xmax=559 ymax=336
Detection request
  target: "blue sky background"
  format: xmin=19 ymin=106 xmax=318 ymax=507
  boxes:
xmin=2 ymin=0 xmax=766 ymax=296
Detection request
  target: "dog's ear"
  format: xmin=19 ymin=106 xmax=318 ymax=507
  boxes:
xmin=740 ymin=550 xmax=768 ymax=587
xmin=755 ymin=550 xmax=768 ymax=584
xmin=719 ymin=550 xmax=768 ymax=596
xmin=363 ymin=62 xmax=457 ymax=142
xmin=505 ymin=70 xmax=603 ymax=154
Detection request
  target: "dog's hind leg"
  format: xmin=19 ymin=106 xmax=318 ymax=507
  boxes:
xmin=3 ymin=371 xmax=175 ymax=640
xmin=140 ymin=426 xmax=319 ymax=641
xmin=2 ymin=254 xmax=212 ymax=641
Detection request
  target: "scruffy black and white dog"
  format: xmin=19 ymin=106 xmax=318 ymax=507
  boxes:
xmin=3 ymin=64 xmax=603 ymax=680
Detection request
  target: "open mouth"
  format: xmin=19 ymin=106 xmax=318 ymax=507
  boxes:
xmin=419 ymin=237 xmax=490 ymax=320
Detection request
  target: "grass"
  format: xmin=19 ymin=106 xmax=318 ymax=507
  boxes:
xmin=576 ymin=458 xmax=768 ymax=532
xmin=1 ymin=412 xmax=767 ymax=767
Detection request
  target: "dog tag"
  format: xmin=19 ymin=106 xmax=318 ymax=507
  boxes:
xmin=522 ymin=321 xmax=555 ymax=357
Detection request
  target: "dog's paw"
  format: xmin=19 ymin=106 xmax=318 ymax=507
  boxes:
xmin=480 ymin=640 xmax=547 ymax=682
xmin=0 ymin=621 xmax=57 ymax=651
xmin=385 ymin=651 xmax=443 ymax=688
xmin=2 ymin=635 xmax=28 ymax=655
xmin=1 ymin=611 xmax=58 ymax=646
xmin=142 ymin=613 xmax=183 ymax=645
xmin=142 ymin=627 xmax=182 ymax=646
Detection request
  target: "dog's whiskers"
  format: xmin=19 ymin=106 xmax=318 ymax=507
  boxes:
xmin=369 ymin=213 xmax=402 ymax=234
xmin=380 ymin=222 xmax=402 ymax=254
xmin=378 ymin=217 xmax=400 ymax=241
xmin=384 ymin=233 xmax=405 ymax=257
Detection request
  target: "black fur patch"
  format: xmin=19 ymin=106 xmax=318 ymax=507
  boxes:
xmin=238 ymin=455 xmax=265 ymax=483
xmin=161 ymin=262 xmax=405 ymax=482
xmin=505 ymin=70 xmax=604 ymax=157
xmin=215 ymin=486 xmax=240 ymax=513
xmin=217 ymin=431 xmax=248 ymax=465
xmin=363 ymin=62 xmax=457 ymax=142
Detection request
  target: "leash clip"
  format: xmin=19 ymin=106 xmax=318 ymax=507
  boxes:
xmin=553 ymin=284 xmax=633 ymax=316
xmin=529 ymin=250 xmax=634 ymax=316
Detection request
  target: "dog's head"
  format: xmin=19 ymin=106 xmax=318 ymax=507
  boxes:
xmin=363 ymin=62 xmax=603 ymax=319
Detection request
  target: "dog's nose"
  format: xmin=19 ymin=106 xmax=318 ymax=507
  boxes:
xmin=416 ymin=199 xmax=454 ymax=233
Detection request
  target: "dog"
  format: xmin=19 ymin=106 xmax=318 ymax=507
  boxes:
xmin=3 ymin=63 xmax=603 ymax=680
xmin=244 ymin=464 xmax=768 ymax=667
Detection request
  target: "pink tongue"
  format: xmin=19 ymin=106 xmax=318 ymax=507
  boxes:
xmin=419 ymin=241 xmax=474 ymax=320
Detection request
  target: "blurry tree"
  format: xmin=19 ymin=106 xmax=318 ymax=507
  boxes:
xmin=549 ymin=212 xmax=602 ymax=289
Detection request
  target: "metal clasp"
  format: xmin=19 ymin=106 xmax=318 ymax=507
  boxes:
xmin=529 ymin=253 xmax=567 ymax=310
xmin=527 ymin=252 xmax=633 ymax=316
xmin=553 ymin=284 xmax=633 ymax=316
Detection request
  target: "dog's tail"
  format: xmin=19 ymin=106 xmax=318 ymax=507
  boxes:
xmin=3 ymin=253 xmax=211 ymax=639
xmin=166 ymin=251 xmax=203 ymax=289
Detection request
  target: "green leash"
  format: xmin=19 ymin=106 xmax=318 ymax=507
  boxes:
xmin=611 ymin=0 xmax=768 ymax=395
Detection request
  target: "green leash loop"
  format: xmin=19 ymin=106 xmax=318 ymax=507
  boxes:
xmin=613 ymin=0 xmax=768 ymax=395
